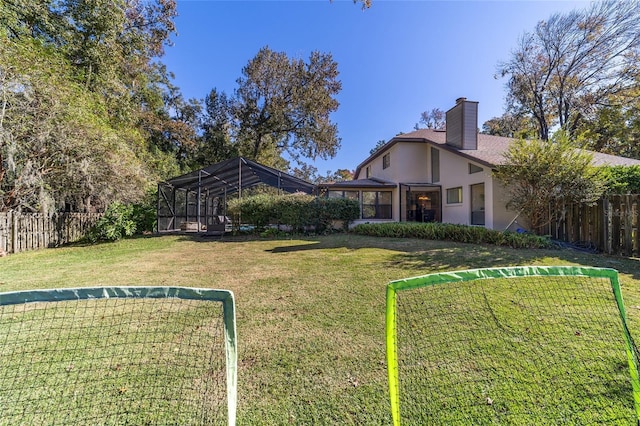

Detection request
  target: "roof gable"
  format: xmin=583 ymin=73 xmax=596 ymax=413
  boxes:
xmin=355 ymin=129 xmax=640 ymax=178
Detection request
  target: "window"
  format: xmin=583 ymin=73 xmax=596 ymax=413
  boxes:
xmin=446 ymin=187 xmax=462 ymax=204
xmin=469 ymin=163 xmax=483 ymax=174
xmin=365 ymin=166 xmax=371 ymax=179
xmin=362 ymin=191 xmax=392 ymax=219
xmin=328 ymin=190 xmax=359 ymax=200
xmin=383 ymin=153 xmax=390 ymax=169
xmin=431 ymin=147 xmax=440 ymax=183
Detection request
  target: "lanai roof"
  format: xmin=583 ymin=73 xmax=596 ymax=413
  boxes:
xmin=162 ymin=157 xmax=315 ymax=195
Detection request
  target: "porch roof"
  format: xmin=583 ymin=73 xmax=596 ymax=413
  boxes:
xmin=318 ymin=177 xmax=397 ymax=189
xmin=399 ymin=182 xmax=442 ymax=189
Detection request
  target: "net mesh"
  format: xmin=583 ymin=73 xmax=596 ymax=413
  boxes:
xmin=388 ymin=268 xmax=640 ymax=425
xmin=0 ymin=289 xmax=233 ymax=426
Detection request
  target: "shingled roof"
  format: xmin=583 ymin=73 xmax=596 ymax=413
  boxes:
xmin=355 ymin=128 xmax=640 ymax=178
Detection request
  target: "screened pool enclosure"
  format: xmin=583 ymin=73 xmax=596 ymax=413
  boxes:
xmin=157 ymin=157 xmax=315 ymax=234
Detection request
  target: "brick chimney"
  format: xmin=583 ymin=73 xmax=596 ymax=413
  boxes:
xmin=445 ymin=97 xmax=478 ymax=150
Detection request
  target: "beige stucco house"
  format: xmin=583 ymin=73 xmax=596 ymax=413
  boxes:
xmin=319 ymin=98 xmax=640 ymax=232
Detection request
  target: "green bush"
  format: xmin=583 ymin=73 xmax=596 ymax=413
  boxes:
xmin=86 ymin=201 xmax=137 ymax=243
xmin=130 ymin=189 xmax=158 ymax=233
xmin=226 ymin=194 xmax=360 ymax=234
xmin=227 ymin=194 xmax=276 ymax=231
xmin=601 ymin=165 xmax=640 ymax=194
xmin=351 ymin=222 xmax=554 ymax=249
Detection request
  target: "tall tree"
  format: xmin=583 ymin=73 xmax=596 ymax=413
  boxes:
xmin=60 ymin=0 xmax=178 ymax=125
xmin=138 ymin=65 xmax=201 ymax=168
xmin=233 ymin=46 xmax=342 ymax=166
xmin=498 ymin=0 xmax=640 ymax=140
xmin=0 ymin=36 xmax=148 ymax=212
xmin=0 ymin=0 xmax=185 ymax=212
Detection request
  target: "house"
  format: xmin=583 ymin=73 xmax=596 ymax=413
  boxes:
xmin=319 ymin=98 xmax=640 ymax=232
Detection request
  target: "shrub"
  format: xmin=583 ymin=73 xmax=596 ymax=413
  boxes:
xmin=131 ymin=189 xmax=158 ymax=233
xmin=601 ymin=165 xmax=640 ymax=194
xmin=86 ymin=202 xmax=137 ymax=243
xmin=351 ymin=222 xmax=554 ymax=249
xmin=227 ymin=194 xmax=276 ymax=231
xmin=226 ymin=194 xmax=359 ymax=234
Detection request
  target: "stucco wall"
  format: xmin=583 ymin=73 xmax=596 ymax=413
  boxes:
xmin=360 ymin=142 xmax=429 ymax=221
xmin=438 ymin=148 xmax=483 ymax=226
xmin=491 ymin=180 xmax=532 ymax=232
xmin=374 ymin=142 xmax=429 ymax=183
xmin=356 ymin=141 xmax=522 ymax=231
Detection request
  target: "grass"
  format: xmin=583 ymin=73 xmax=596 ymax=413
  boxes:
xmin=1 ymin=233 xmax=640 ymax=424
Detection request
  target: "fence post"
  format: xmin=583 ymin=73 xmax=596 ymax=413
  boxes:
xmin=0 ymin=213 xmax=7 ymax=254
xmin=11 ymin=211 xmax=18 ymax=254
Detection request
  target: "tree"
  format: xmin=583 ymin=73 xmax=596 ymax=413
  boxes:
xmin=481 ymin=113 xmax=537 ymax=139
xmin=0 ymin=1 xmax=184 ymax=213
xmin=415 ymin=108 xmax=445 ymax=130
xmin=138 ymin=65 xmax=202 ymax=168
xmin=193 ymin=89 xmax=237 ymax=168
xmin=333 ymin=168 xmax=354 ymax=181
xmin=498 ymin=0 xmax=640 ymax=140
xmin=292 ymin=163 xmax=320 ymax=183
xmin=233 ymin=46 xmax=342 ymax=166
xmin=0 ymin=36 xmax=149 ymax=213
xmin=318 ymin=168 xmax=354 ymax=183
xmin=576 ymin=87 xmax=640 ymax=159
xmin=493 ymin=132 xmax=607 ymax=235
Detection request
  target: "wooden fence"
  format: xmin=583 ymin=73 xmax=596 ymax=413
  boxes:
xmin=545 ymin=195 xmax=640 ymax=257
xmin=0 ymin=212 xmax=102 ymax=254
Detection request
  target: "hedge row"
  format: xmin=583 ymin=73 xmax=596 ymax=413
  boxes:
xmin=351 ymin=222 xmax=554 ymax=249
xmin=226 ymin=194 xmax=360 ymax=233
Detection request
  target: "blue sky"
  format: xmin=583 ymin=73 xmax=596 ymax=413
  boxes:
xmin=163 ymin=0 xmax=589 ymax=175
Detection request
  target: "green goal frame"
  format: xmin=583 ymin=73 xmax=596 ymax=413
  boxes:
xmin=0 ymin=286 xmax=237 ymax=426
xmin=385 ymin=265 xmax=640 ymax=425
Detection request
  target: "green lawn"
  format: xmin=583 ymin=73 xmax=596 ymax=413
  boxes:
xmin=1 ymin=233 xmax=640 ymax=424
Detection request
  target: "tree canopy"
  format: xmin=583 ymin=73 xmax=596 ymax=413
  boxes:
xmin=234 ymin=47 xmax=342 ymax=164
xmin=576 ymin=86 xmax=640 ymax=159
xmin=0 ymin=0 xmax=195 ymax=213
xmin=481 ymin=114 xmax=537 ymax=139
xmin=498 ymin=0 xmax=640 ymax=141
xmin=196 ymin=46 xmax=342 ymax=171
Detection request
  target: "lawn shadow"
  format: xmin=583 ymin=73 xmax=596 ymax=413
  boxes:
xmin=377 ymin=240 xmax=640 ymax=281
xmin=179 ymin=231 xmax=640 ymax=280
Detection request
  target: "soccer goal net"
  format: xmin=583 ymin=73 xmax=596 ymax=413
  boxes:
xmin=0 ymin=286 xmax=237 ymax=426
xmin=386 ymin=266 xmax=640 ymax=425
